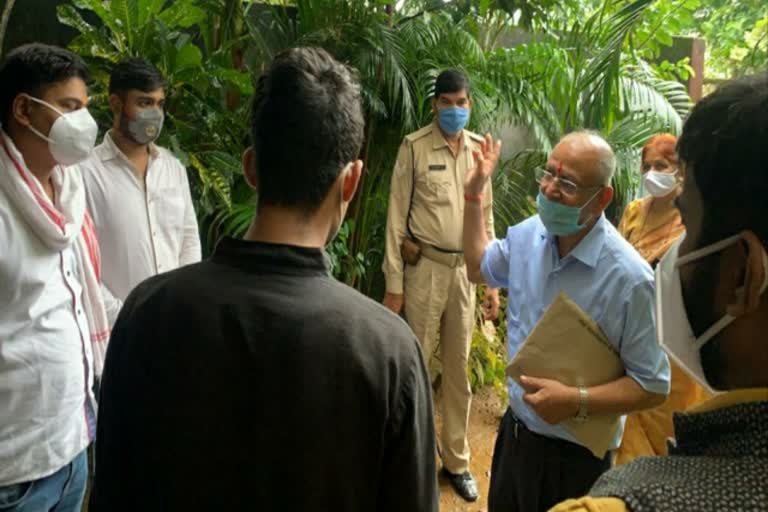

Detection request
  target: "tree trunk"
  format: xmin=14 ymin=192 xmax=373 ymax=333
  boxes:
xmin=0 ymin=0 xmax=17 ymax=57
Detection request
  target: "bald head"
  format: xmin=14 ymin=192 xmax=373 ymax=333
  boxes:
xmin=555 ymin=131 xmax=616 ymax=186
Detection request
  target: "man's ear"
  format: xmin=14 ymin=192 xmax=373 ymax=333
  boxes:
xmin=11 ymin=94 xmax=34 ymax=128
xmin=341 ymin=159 xmax=363 ymax=203
xmin=242 ymin=147 xmax=258 ymax=191
xmin=108 ymin=94 xmax=123 ymax=118
xmin=726 ymin=231 xmax=767 ymax=316
xmin=598 ymin=186 xmax=614 ymax=211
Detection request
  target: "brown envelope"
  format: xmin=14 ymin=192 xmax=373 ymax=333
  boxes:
xmin=506 ymin=292 xmax=625 ymax=458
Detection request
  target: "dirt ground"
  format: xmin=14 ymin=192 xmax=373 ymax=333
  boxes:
xmin=436 ymin=385 xmax=506 ymax=512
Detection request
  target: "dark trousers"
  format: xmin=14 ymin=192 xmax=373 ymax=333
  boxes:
xmin=488 ymin=408 xmax=611 ymax=512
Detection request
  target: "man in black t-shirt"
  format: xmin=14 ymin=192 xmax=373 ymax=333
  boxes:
xmin=90 ymin=47 xmax=438 ymax=512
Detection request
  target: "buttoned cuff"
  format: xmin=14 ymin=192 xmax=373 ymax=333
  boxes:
xmin=385 ymin=273 xmax=404 ymax=295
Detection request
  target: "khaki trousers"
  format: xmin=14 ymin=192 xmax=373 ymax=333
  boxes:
xmin=404 ymin=256 xmax=475 ymax=473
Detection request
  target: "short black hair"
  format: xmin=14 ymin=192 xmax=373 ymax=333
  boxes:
xmin=109 ymin=58 xmax=167 ymax=96
xmin=678 ymin=72 xmax=768 ymax=247
xmin=434 ymin=69 xmax=471 ymax=98
xmin=678 ymin=73 xmax=768 ymax=389
xmin=0 ymin=43 xmax=90 ymax=126
xmin=251 ymin=47 xmax=364 ymax=212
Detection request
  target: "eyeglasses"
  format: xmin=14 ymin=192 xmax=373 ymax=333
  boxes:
xmin=534 ymin=166 xmax=602 ymax=197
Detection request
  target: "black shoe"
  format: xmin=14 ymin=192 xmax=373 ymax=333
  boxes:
xmin=442 ymin=468 xmax=478 ymax=502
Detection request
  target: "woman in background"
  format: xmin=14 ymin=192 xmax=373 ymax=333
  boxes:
xmin=615 ymin=133 xmax=709 ymax=465
xmin=619 ymin=133 xmax=684 ymax=266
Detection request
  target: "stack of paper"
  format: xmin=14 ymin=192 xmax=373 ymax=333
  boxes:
xmin=506 ymin=292 xmax=625 ymax=458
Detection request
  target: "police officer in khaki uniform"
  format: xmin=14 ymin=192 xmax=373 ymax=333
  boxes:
xmin=383 ymin=70 xmax=498 ymax=502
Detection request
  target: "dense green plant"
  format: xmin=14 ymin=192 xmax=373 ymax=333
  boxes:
xmin=464 ymin=0 xmax=690 ymax=228
xmin=57 ymin=0 xmax=253 ymax=234
xmin=468 ymin=287 xmax=509 ymax=398
xmin=549 ymin=0 xmax=767 ymax=82
xmin=58 ymin=0 xmax=693 ymax=393
xmin=59 ymin=0 xmax=690 ymax=277
xmin=694 ymin=0 xmax=767 ymax=80
xmin=638 ymin=0 xmax=767 ymax=81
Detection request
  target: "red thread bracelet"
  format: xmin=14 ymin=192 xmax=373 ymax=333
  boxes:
xmin=464 ymin=192 xmax=483 ymax=203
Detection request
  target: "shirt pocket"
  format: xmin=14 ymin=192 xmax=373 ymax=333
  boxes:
xmin=419 ymin=169 xmax=454 ymax=206
xmin=155 ymin=188 xmax=186 ymax=236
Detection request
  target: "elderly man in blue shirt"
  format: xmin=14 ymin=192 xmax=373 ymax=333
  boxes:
xmin=462 ymin=131 xmax=671 ymax=512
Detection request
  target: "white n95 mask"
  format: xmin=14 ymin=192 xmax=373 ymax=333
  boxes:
xmin=24 ymin=94 xmax=98 ymax=166
xmin=655 ymin=233 xmax=768 ymax=393
xmin=643 ymin=169 xmax=678 ymax=198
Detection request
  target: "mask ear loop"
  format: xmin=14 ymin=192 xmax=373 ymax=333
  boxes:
xmin=23 ymin=94 xmax=66 ymax=117
xmin=688 ymin=235 xmax=768 ymax=350
xmin=744 ymin=242 xmax=768 ymax=299
xmin=575 ymin=185 xmax=605 ymax=228
xmin=676 ymin=234 xmax=742 ymax=267
xmin=22 ymin=94 xmax=66 ymax=144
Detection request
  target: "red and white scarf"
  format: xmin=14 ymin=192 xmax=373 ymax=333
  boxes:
xmin=0 ymin=130 xmax=109 ymax=376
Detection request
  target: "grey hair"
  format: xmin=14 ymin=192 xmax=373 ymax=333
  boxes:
xmin=561 ymin=130 xmax=616 ymax=185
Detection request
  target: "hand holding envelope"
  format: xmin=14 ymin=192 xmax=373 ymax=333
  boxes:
xmin=518 ymin=374 xmax=581 ymax=425
xmin=506 ymin=292 xmax=625 ymax=458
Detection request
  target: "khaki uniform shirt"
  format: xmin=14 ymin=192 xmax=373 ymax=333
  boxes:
xmin=383 ymin=122 xmax=494 ymax=294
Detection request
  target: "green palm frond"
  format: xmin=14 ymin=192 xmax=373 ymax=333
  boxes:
xmin=190 ymin=154 xmax=233 ymax=210
xmin=605 ymin=143 xmax=643 ymax=224
xmin=492 ymin=150 xmax=542 ymax=234
xmin=619 ymin=76 xmax=686 ymax=134
xmin=606 ymin=116 xmax=666 ymax=149
xmin=207 ymin=196 xmax=255 ymax=247
xmin=58 ymin=0 xmax=694 ymax=283
xmin=484 ymin=47 xmax=561 ymax=149
xmin=578 ymin=0 xmax=655 ymax=130
xmin=248 ymin=1 xmax=416 ymax=132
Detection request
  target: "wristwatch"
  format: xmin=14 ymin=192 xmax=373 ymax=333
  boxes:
xmin=575 ymin=385 xmax=589 ymax=423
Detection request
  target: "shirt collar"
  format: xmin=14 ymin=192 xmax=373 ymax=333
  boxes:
xmin=0 ymin=129 xmax=25 ymax=166
xmin=431 ymin=120 xmax=468 ymax=151
xmin=101 ymin=130 xmax=160 ymax=162
xmin=541 ymin=214 xmax=607 ymax=269
xmin=671 ymin=388 xmax=768 ymax=458
xmin=212 ymin=237 xmax=330 ymax=277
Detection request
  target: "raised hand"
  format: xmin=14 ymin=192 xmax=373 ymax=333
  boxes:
xmin=465 ymin=133 xmax=502 ymax=196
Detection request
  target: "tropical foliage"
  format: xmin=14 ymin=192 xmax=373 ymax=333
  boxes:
xmin=54 ymin=0 xmax=699 ymax=390
xmin=546 ymin=0 xmax=767 ymax=82
xmin=693 ymin=0 xmax=767 ymax=80
xmin=57 ymin=0 xmax=253 ymax=224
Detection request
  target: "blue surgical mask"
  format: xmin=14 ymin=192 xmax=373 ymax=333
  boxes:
xmin=437 ymin=107 xmax=469 ymax=135
xmin=536 ymin=191 xmax=600 ymax=236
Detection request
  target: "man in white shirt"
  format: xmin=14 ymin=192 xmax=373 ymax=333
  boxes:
xmin=81 ymin=58 xmax=201 ymax=312
xmin=0 ymin=43 xmax=106 ymax=512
